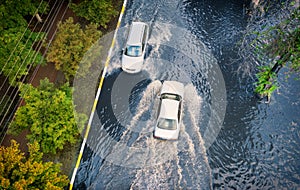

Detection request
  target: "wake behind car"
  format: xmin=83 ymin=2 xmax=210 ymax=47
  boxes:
xmin=122 ymin=22 xmax=149 ymax=73
xmin=154 ymin=81 xmax=184 ymax=140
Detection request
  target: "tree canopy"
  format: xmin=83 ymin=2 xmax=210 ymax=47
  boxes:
xmin=254 ymin=5 xmax=300 ymax=99
xmin=0 ymin=0 xmax=48 ymax=31
xmin=0 ymin=140 xmax=69 ymax=189
xmin=70 ymin=0 xmax=118 ymax=28
xmin=9 ymin=78 xmax=86 ymax=154
xmin=0 ymin=0 xmax=47 ymax=86
xmin=46 ymin=17 xmax=102 ymax=80
xmin=0 ymin=29 xmax=45 ymax=86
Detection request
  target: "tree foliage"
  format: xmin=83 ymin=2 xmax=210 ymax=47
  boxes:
xmin=0 ymin=0 xmax=47 ymax=86
xmin=0 ymin=0 xmax=48 ymax=31
xmin=254 ymin=5 xmax=300 ymax=99
xmin=46 ymin=17 xmax=101 ymax=80
xmin=0 ymin=29 xmax=45 ymax=86
xmin=10 ymin=78 xmax=86 ymax=154
xmin=255 ymin=66 xmax=278 ymax=100
xmin=70 ymin=0 xmax=118 ymax=28
xmin=263 ymin=6 xmax=300 ymax=71
xmin=0 ymin=140 xmax=69 ymax=189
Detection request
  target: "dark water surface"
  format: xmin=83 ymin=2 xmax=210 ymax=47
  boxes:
xmin=74 ymin=0 xmax=300 ymax=189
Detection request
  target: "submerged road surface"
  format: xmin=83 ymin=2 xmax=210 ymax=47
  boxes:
xmin=73 ymin=0 xmax=300 ymax=189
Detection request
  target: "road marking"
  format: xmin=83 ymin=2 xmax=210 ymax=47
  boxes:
xmin=69 ymin=0 xmax=128 ymax=189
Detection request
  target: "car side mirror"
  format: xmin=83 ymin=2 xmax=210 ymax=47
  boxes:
xmin=157 ymin=95 xmax=161 ymax=99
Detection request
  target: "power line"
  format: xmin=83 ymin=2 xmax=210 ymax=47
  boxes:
xmin=0 ymin=0 xmax=66 ymax=143
xmin=0 ymin=0 xmax=62 ymax=110
xmin=0 ymin=0 xmax=45 ymax=75
xmin=0 ymin=0 xmax=49 ymax=102
xmin=0 ymin=0 xmax=61 ymax=137
xmin=0 ymin=0 xmax=70 ymax=144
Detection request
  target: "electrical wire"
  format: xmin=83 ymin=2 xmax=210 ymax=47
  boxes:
xmin=0 ymin=0 xmax=65 ymax=143
xmin=0 ymin=0 xmax=70 ymax=144
xmin=0 ymin=0 xmax=45 ymax=75
xmin=0 ymin=0 xmax=61 ymax=140
xmin=0 ymin=0 xmax=49 ymax=107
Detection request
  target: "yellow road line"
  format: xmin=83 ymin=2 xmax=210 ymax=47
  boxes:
xmin=69 ymin=0 xmax=128 ymax=189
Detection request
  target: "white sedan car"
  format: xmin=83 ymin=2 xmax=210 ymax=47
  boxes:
xmin=153 ymin=81 xmax=184 ymax=140
xmin=121 ymin=22 xmax=149 ymax=73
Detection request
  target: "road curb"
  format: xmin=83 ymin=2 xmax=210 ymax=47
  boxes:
xmin=69 ymin=0 xmax=127 ymax=189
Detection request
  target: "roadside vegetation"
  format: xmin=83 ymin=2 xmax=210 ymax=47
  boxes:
xmin=70 ymin=0 xmax=118 ymax=28
xmin=253 ymin=2 xmax=299 ymax=100
xmin=46 ymin=17 xmax=101 ymax=80
xmin=0 ymin=0 xmax=48 ymax=135
xmin=0 ymin=0 xmax=47 ymax=86
xmin=9 ymin=78 xmax=86 ymax=154
xmin=0 ymin=140 xmax=69 ymax=189
xmin=0 ymin=0 xmax=120 ymax=188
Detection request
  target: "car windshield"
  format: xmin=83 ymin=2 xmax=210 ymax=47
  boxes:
xmin=126 ymin=45 xmax=142 ymax=57
xmin=157 ymin=118 xmax=177 ymax=130
xmin=161 ymin=93 xmax=181 ymax=101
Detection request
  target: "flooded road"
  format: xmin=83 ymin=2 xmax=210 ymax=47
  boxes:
xmin=73 ymin=0 xmax=300 ymax=189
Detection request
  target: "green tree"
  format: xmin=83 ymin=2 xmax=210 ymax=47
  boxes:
xmin=254 ymin=5 xmax=300 ymax=99
xmin=0 ymin=0 xmax=48 ymax=31
xmin=0 ymin=0 xmax=48 ymax=86
xmin=0 ymin=140 xmax=69 ymax=189
xmin=70 ymin=0 xmax=118 ymax=28
xmin=0 ymin=28 xmax=45 ymax=86
xmin=46 ymin=17 xmax=101 ymax=80
xmin=10 ymin=78 xmax=86 ymax=154
xmin=255 ymin=66 xmax=278 ymax=100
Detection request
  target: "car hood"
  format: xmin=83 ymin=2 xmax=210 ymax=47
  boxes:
xmin=161 ymin=81 xmax=184 ymax=98
xmin=122 ymin=54 xmax=143 ymax=70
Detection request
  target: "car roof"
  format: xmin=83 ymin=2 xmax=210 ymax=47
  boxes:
xmin=127 ymin=22 xmax=146 ymax=46
xmin=159 ymin=99 xmax=180 ymax=119
xmin=161 ymin=81 xmax=184 ymax=98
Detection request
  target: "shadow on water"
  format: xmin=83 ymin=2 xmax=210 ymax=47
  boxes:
xmin=74 ymin=69 xmax=154 ymax=189
xmin=97 ymin=69 xmax=125 ymax=142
